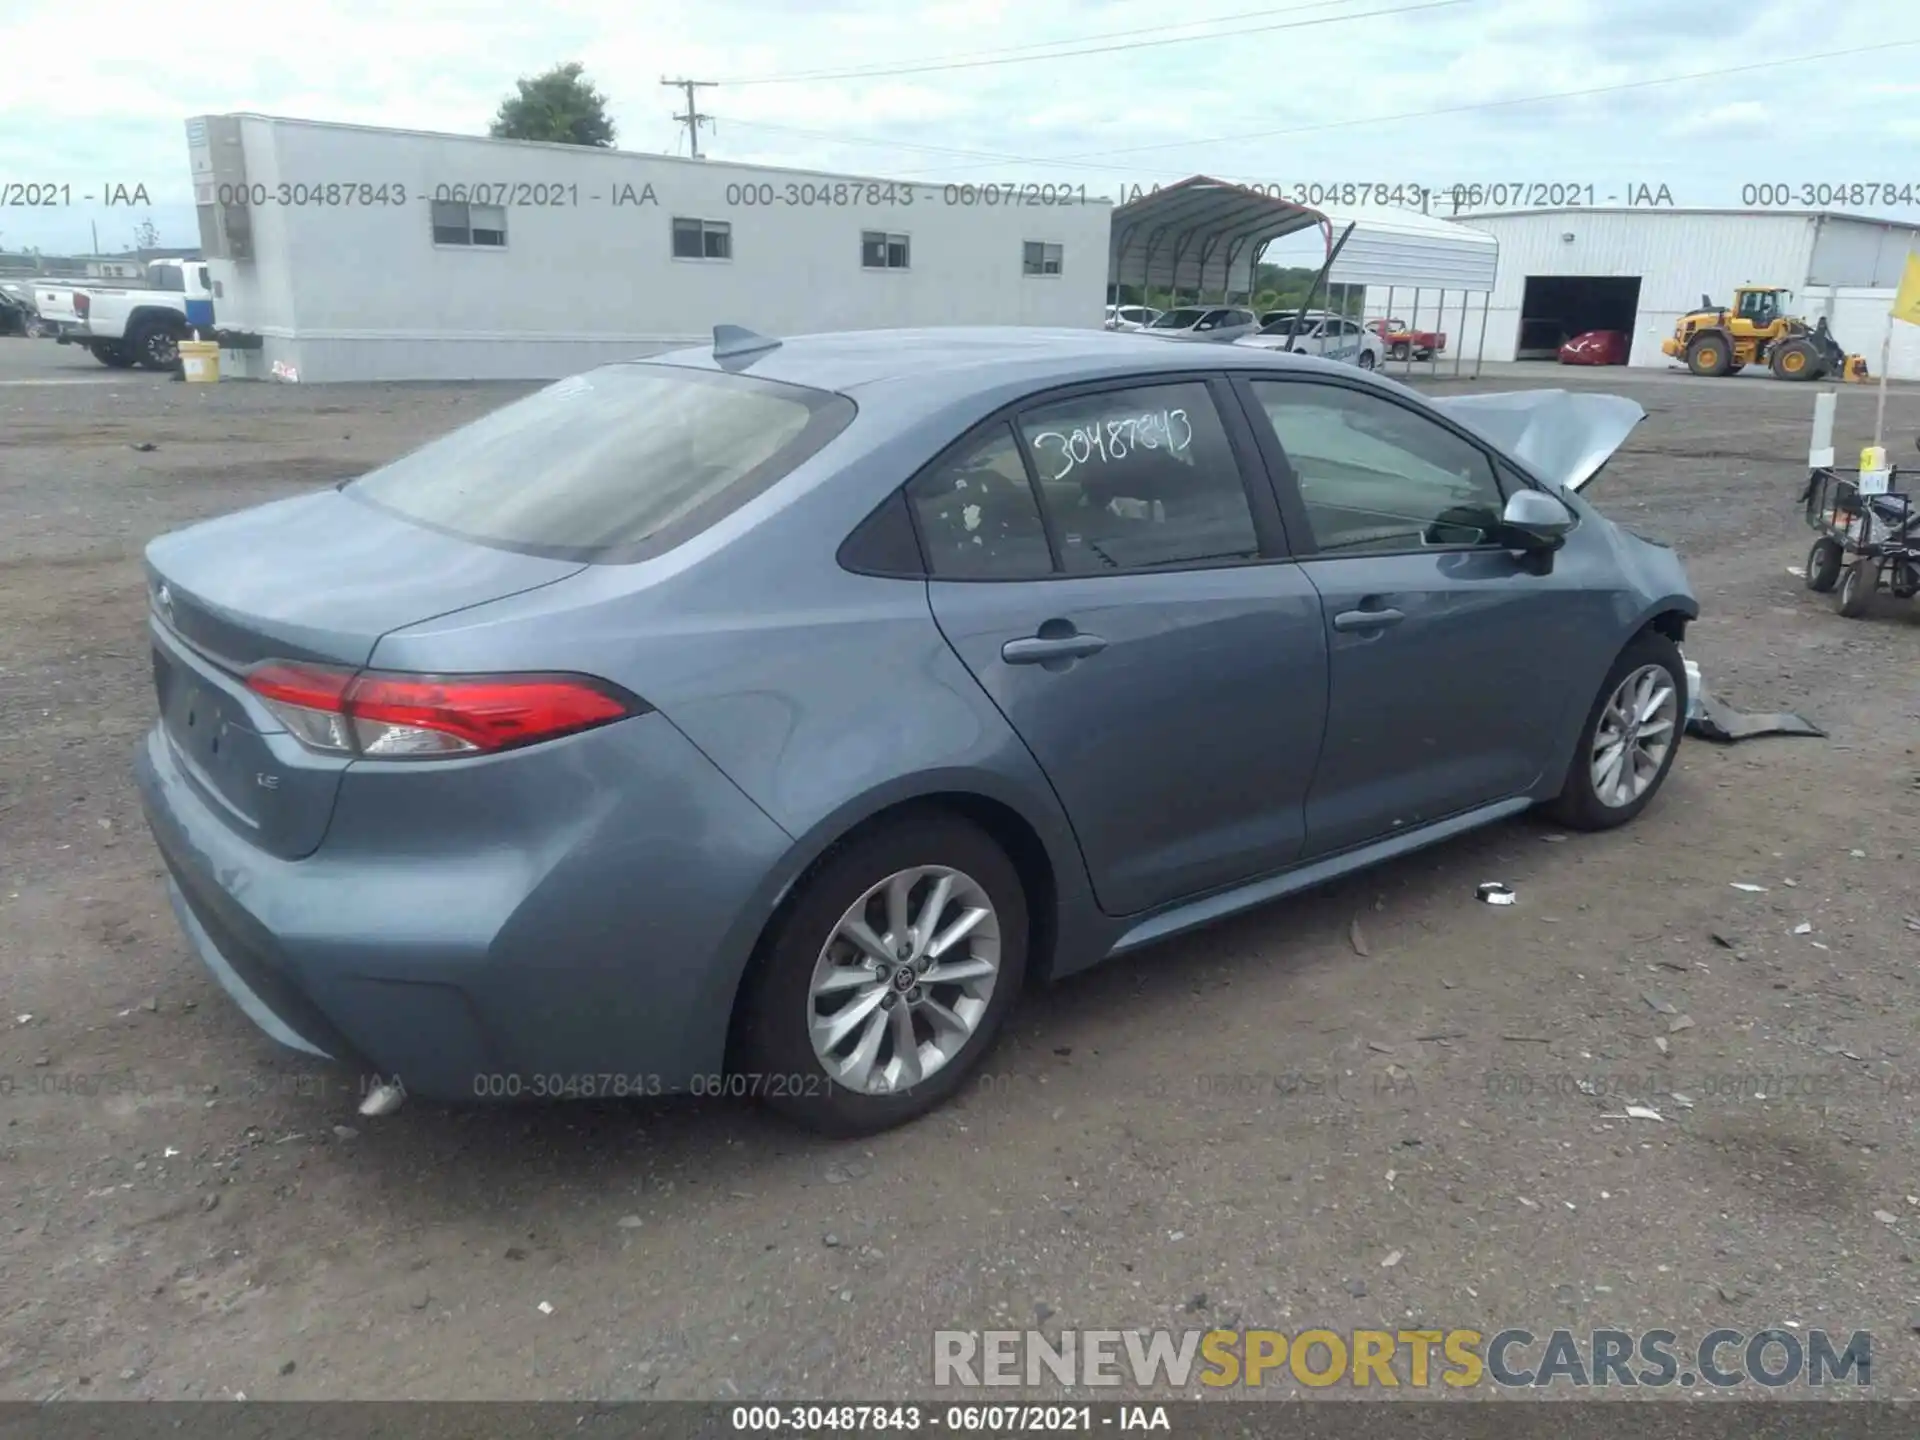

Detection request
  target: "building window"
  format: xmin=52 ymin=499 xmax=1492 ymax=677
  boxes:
xmin=432 ymin=200 xmax=506 ymax=247
xmin=862 ymin=231 xmax=909 ymax=270
xmin=671 ymin=217 xmax=733 ymax=260
xmin=1022 ymin=241 xmax=1063 ymax=276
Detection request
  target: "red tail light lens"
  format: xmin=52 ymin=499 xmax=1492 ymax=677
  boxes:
xmin=73 ymin=292 xmax=89 ymax=317
xmin=246 ymin=662 xmax=638 ymax=759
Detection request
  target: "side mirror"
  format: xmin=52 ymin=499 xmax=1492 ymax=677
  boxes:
xmin=1499 ymin=488 xmax=1574 ymax=550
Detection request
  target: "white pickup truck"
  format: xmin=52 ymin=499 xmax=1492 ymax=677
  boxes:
xmin=58 ymin=259 xmax=217 ymax=370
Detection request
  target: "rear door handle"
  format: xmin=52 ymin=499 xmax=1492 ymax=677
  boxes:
xmin=1332 ymin=607 xmax=1406 ymax=633
xmin=1002 ymin=633 xmax=1108 ymax=664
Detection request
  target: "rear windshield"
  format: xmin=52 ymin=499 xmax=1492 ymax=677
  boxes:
xmin=349 ymin=364 xmax=854 ymax=559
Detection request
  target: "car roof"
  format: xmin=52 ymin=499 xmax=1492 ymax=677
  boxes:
xmin=635 ymin=326 xmax=1350 ymax=396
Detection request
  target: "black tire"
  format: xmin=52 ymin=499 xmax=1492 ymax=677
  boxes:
xmin=89 ymin=341 xmax=135 ymax=369
xmin=1390 ymin=340 xmax=1410 ymax=360
xmin=1805 ymin=538 xmax=1844 ymax=593
xmin=737 ymin=810 xmax=1028 ymax=1137
xmin=1543 ymin=631 xmax=1687 ymax=831
xmin=1770 ymin=338 xmax=1819 ymax=381
xmin=1357 ymin=350 xmax=1376 ymax=370
xmin=1836 ymin=557 xmax=1877 ymax=618
xmin=1686 ymin=333 xmax=1733 ymax=377
xmin=129 ymin=317 xmax=185 ymax=371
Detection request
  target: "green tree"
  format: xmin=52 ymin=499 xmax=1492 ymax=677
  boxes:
xmin=489 ymin=63 xmax=617 ymax=147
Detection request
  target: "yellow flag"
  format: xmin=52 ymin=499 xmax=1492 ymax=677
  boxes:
xmin=1894 ymin=251 xmax=1920 ymax=326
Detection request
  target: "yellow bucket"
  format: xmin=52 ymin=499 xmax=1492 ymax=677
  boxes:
xmin=179 ymin=339 xmax=220 ymax=383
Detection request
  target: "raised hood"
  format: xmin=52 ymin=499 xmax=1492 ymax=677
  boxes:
xmin=1429 ymin=390 xmax=1645 ymax=493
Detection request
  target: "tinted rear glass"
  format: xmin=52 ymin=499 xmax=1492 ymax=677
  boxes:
xmin=349 ymin=365 xmax=854 ymax=558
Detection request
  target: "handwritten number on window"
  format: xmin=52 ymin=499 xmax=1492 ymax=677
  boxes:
xmin=1030 ymin=409 xmax=1192 ymax=482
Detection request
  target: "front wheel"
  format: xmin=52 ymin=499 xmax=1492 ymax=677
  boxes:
xmin=1390 ymin=341 xmax=1410 ymax=360
xmin=1836 ymin=557 xmax=1877 ymax=618
xmin=737 ymin=811 xmax=1028 ymax=1136
xmin=1543 ymin=632 xmax=1686 ymax=830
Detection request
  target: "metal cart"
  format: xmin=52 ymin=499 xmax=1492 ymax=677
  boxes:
xmin=1799 ymin=442 xmax=1919 ymax=618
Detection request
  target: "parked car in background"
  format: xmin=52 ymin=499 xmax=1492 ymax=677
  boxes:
xmin=66 ymin=258 xmax=216 ymax=370
xmin=1104 ymin=304 xmax=1162 ymax=332
xmin=136 ymin=325 xmax=1696 ymax=1137
xmin=1238 ymin=312 xmax=1384 ymax=370
xmin=1372 ymin=317 xmax=1447 ymax=360
xmin=0 ymin=286 xmax=41 ymax=337
xmin=1141 ymin=305 xmax=1257 ymax=342
xmin=1558 ymin=329 xmax=1629 ymax=366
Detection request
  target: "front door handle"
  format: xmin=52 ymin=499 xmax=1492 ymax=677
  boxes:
xmin=1332 ymin=607 xmax=1406 ymax=633
xmin=1003 ymin=633 xmax=1108 ymax=664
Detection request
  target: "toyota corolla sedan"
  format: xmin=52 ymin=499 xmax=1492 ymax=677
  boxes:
xmin=136 ymin=327 xmax=1695 ymax=1136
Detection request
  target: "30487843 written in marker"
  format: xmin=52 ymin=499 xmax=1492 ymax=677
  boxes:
xmin=2 ymin=182 xmax=153 ymax=207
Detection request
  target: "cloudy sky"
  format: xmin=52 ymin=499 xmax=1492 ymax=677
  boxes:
xmin=3 ymin=0 xmax=1919 ymax=255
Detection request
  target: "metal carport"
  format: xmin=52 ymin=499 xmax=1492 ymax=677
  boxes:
xmin=1107 ymin=176 xmax=1501 ymax=377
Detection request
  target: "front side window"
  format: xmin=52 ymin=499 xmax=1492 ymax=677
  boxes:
xmin=906 ymin=425 xmax=1052 ymax=580
xmin=1249 ymin=381 xmax=1507 ymax=554
xmin=1017 ymin=382 xmax=1259 ymax=573
xmin=351 ymin=365 xmax=851 ymax=556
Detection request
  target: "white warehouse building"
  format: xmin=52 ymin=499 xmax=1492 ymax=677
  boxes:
xmin=187 ymin=114 xmax=1112 ymax=382
xmin=1374 ymin=208 xmax=1920 ymax=380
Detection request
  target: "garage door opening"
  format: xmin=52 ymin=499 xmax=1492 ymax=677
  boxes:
xmin=1517 ymin=276 xmax=1643 ymax=361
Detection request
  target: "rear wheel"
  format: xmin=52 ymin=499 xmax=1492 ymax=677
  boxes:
xmin=1544 ymin=631 xmax=1686 ymax=830
xmin=1357 ymin=350 xmax=1376 ymax=370
xmin=1836 ymin=557 xmax=1877 ymax=618
xmin=89 ymin=341 xmax=135 ymax=369
xmin=738 ymin=811 xmax=1028 ymax=1136
xmin=1805 ymin=538 xmax=1844 ymax=592
xmin=1686 ymin=334 xmax=1732 ymax=377
xmin=130 ymin=317 xmax=185 ymax=370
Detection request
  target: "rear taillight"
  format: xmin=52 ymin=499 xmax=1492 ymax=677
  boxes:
xmin=245 ymin=662 xmax=638 ymax=759
xmin=73 ymin=292 xmax=88 ymax=317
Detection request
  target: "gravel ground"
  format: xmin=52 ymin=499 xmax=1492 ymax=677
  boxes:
xmin=1 ymin=337 xmax=1917 ymax=1403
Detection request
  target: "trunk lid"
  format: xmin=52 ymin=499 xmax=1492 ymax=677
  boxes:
xmin=145 ymin=488 xmax=585 ymax=858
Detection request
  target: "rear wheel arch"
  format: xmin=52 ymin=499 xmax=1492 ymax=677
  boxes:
xmin=722 ymin=790 xmax=1063 ymax=1068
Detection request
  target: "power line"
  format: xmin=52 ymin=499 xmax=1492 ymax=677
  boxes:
xmin=1030 ymin=37 xmax=1920 ymax=164
xmin=710 ymin=0 xmax=1469 ymax=86
xmin=661 ymin=77 xmax=716 ymax=158
xmin=711 ymin=0 xmax=1368 ymax=86
xmin=716 ymin=37 xmax=1920 ymax=185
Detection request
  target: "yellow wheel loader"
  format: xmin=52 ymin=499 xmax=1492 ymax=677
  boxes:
xmin=1660 ymin=286 xmax=1870 ymax=382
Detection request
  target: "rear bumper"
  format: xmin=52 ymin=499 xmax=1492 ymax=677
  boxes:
xmin=135 ymin=710 xmax=797 ymax=1103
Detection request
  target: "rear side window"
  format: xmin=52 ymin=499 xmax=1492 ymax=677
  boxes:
xmin=350 ymin=365 xmax=854 ymax=558
xmin=1016 ymin=382 xmax=1259 ymax=573
xmin=906 ymin=424 xmax=1052 ymax=580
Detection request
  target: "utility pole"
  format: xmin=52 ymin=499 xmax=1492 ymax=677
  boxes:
xmin=661 ymin=78 xmax=715 ymax=158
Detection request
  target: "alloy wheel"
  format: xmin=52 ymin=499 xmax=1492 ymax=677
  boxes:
xmin=1590 ymin=663 xmax=1678 ymax=808
xmin=807 ymin=865 xmax=1000 ymax=1095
